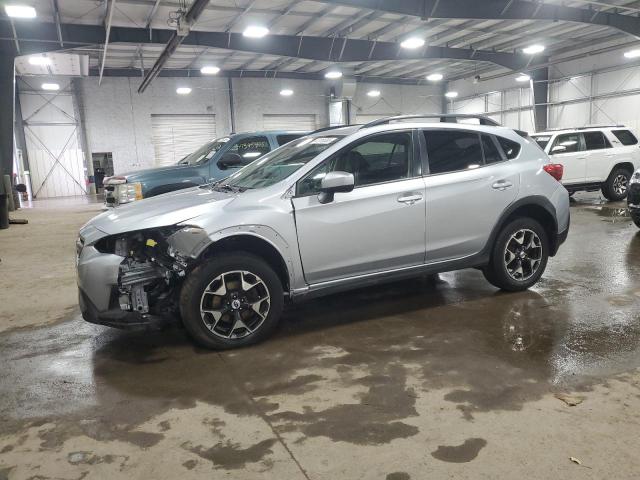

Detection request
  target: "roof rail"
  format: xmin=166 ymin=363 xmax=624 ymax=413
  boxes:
xmin=310 ymin=124 xmax=362 ymax=134
xmin=361 ymin=114 xmax=501 ymax=129
xmin=538 ymin=125 xmax=626 ymax=132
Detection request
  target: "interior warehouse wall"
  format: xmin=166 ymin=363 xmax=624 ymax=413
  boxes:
xmin=78 ymin=76 xmax=231 ymax=174
xmin=446 ymin=76 xmax=536 ymax=132
xmin=351 ymin=83 xmax=444 ymax=123
xmin=230 ymin=77 xmax=328 ymax=133
xmin=546 ymin=45 xmax=640 ymax=133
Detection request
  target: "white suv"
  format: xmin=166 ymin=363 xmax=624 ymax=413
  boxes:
xmin=531 ymin=127 xmax=640 ymax=201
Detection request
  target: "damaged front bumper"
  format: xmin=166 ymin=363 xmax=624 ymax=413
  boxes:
xmin=76 ymin=225 xmax=208 ymax=330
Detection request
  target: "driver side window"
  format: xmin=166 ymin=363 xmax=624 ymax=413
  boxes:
xmin=297 ymin=132 xmax=412 ymax=196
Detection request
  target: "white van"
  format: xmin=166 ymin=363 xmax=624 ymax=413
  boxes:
xmin=531 ymin=126 xmax=640 ymax=200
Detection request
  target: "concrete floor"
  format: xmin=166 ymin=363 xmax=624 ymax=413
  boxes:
xmin=1 ymin=193 xmax=640 ymax=479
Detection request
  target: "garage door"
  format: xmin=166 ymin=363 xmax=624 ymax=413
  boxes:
xmin=151 ymin=114 xmax=216 ymax=167
xmin=354 ymin=113 xmax=398 ymax=125
xmin=263 ymin=114 xmax=317 ymax=131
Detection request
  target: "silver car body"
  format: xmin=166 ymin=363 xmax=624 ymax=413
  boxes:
xmin=78 ymin=121 xmax=569 ymax=322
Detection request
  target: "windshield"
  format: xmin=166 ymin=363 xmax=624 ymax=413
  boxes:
xmin=178 ymin=137 xmax=231 ymax=165
xmin=218 ymin=135 xmax=343 ymax=190
xmin=531 ymin=135 xmax=551 ymax=150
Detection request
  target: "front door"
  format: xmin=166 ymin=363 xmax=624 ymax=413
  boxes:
xmin=422 ymin=130 xmax=521 ymax=262
xmin=291 ymin=131 xmax=426 ymax=284
xmin=549 ymin=132 xmax=587 ymax=184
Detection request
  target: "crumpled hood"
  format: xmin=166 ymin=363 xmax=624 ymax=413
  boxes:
xmin=85 ymin=186 xmax=236 ymax=236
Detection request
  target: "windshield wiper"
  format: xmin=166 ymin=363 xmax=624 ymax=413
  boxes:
xmin=211 ymin=183 xmax=245 ymax=193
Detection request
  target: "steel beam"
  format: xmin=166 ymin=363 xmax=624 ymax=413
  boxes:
xmin=313 ymin=0 xmax=640 ymax=38
xmin=99 ymin=0 xmax=116 ymax=85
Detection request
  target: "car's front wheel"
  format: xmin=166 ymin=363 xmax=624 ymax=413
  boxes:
xmin=483 ymin=218 xmax=549 ymax=291
xmin=631 ymin=210 xmax=640 ymax=228
xmin=602 ymin=167 xmax=631 ymax=201
xmin=180 ymin=252 xmax=284 ymax=349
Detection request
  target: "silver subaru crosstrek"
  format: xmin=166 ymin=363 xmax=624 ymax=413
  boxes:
xmin=77 ymin=115 xmax=570 ymax=349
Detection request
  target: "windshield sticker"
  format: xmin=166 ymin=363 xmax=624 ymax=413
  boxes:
xmin=310 ymin=137 xmax=338 ymax=145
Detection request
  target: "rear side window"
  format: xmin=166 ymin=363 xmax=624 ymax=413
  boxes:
xmin=583 ymin=131 xmax=611 ymax=150
xmin=276 ymin=134 xmax=302 ymax=146
xmin=424 ymin=130 xmax=482 ymax=174
xmin=496 ymin=136 xmax=521 ymax=159
xmin=612 ymin=129 xmax=638 ymax=146
xmin=481 ymin=135 xmax=503 ymax=164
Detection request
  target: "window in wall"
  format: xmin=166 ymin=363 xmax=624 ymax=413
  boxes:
xmin=229 ymin=136 xmax=271 ymax=162
xmin=583 ymin=131 xmax=611 ymax=150
xmin=496 ymin=136 xmax=522 ymax=159
xmin=612 ymin=129 xmax=638 ymax=146
xmin=424 ymin=130 xmax=483 ymax=174
xmin=297 ymin=132 xmax=412 ymax=195
xmin=551 ymin=133 xmax=582 ymax=154
xmin=481 ymin=135 xmax=503 ymax=164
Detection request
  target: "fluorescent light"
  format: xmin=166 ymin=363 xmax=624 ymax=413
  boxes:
xmin=200 ymin=65 xmax=220 ymax=75
xmin=5 ymin=5 xmax=36 ymax=18
xmin=176 ymin=87 xmax=192 ymax=95
xmin=624 ymin=49 xmax=640 ymax=59
xmin=400 ymin=37 xmax=425 ymax=49
xmin=523 ymin=44 xmax=545 ymax=54
xmin=367 ymin=89 xmax=381 ymax=97
xmin=516 ymin=74 xmax=531 ymax=82
xmin=426 ymin=73 xmax=443 ymax=82
xmin=41 ymin=83 xmax=60 ymax=91
xmin=445 ymin=91 xmax=458 ymax=98
xmin=29 ymin=56 xmax=51 ymax=66
xmin=280 ymin=88 xmax=294 ymax=96
xmin=324 ymin=70 xmax=342 ymax=79
xmin=243 ymin=25 xmax=269 ymax=38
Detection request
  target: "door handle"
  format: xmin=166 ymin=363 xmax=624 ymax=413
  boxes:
xmin=397 ymin=193 xmax=423 ymax=205
xmin=492 ymin=180 xmax=513 ymax=191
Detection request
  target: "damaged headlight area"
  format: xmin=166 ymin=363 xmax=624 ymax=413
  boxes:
xmin=93 ymin=225 xmax=206 ymax=317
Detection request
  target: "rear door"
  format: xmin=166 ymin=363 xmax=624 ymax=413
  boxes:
xmin=423 ymin=129 xmax=521 ymax=262
xmin=583 ymin=130 xmax=614 ymax=182
xmin=548 ymin=132 xmax=586 ymax=184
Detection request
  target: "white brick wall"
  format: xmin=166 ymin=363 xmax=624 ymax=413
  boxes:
xmin=78 ymin=76 xmax=230 ymax=174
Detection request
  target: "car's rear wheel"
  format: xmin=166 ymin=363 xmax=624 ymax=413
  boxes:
xmin=602 ymin=167 xmax=631 ymax=201
xmin=483 ymin=218 xmax=549 ymax=291
xmin=180 ymin=252 xmax=283 ymax=349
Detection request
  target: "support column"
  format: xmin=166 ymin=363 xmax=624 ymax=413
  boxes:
xmin=0 ymin=51 xmax=16 ymax=229
xmin=532 ymin=68 xmax=549 ymax=133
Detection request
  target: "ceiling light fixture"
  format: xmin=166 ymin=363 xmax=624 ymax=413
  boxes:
xmin=426 ymin=73 xmax=443 ymax=82
xmin=400 ymin=37 xmax=425 ymax=49
xmin=624 ymin=49 xmax=640 ymax=59
xmin=445 ymin=91 xmax=458 ymax=98
xmin=523 ymin=44 xmax=545 ymax=54
xmin=5 ymin=5 xmax=36 ymax=18
xmin=176 ymin=87 xmax=192 ymax=95
xmin=367 ymin=89 xmax=381 ymax=97
xmin=200 ymin=65 xmax=220 ymax=75
xmin=41 ymin=83 xmax=60 ymax=91
xmin=29 ymin=56 xmax=51 ymax=66
xmin=280 ymin=88 xmax=294 ymax=96
xmin=516 ymin=74 xmax=531 ymax=82
xmin=243 ymin=25 xmax=269 ymax=38
xmin=324 ymin=70 xmax=343 ymax=79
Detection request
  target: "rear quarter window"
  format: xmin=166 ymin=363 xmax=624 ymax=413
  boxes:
xmin=612 ymin=129 xmax=638 ymax=146
xmin=496 ymin=136 xmax=521 ymax=159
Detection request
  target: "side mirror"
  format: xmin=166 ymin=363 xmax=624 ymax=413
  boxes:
xmin=318 ymin=171 xmax=354 ymax=204
xmin=551 ymin=145 xmax=567 ymax=154
xmin=217 ymin=152 xmax=243 ymax=170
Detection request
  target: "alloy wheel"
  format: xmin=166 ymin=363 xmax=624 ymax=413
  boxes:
xmin=504 ymin=229 xmax=543 ymax=281
xmin=200 ymin=270 xmax=270 ymax=339
xmin=613 ymin=174 xmax=628 ymax=196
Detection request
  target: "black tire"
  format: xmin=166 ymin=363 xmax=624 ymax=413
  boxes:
xmin=483 ymin=218 xmax=549 ymax=292
xmin=601 ymin=167 xmax=632 ymax=201
xmin=631 ymin=210 xmax=640 ymax=228
xmin=180 ymin=252 xmax=284 ymax=350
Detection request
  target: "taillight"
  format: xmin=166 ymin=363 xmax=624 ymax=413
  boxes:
xmin=543 ymin=163 xmax=563 ymax=181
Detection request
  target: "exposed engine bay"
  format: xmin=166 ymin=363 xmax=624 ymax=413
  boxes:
xmin=94 ymin=227 xmax=196 ymax=318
